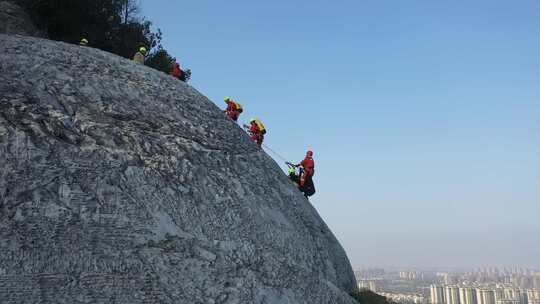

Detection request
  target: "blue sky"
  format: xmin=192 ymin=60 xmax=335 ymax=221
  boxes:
xmin=140 ymin=0 xmax=540 ymax=269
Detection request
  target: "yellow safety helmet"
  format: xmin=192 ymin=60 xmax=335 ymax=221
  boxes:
xmin=224 ymin=96 xmax=231 ymax=101
xmin=80 ymin=38 xmax=88 ymax=45
xmin=139 ymin=47 xmax=147 ymax=54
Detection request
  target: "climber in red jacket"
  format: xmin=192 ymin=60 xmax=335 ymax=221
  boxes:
xmin=170 ymin=61 xmax=182 ymax=80
xmin=243 ymin=118 xmax=265 ymax=147
xmin=223 ymin=97 xmax=243 ymax=122
xmin=296 ymin=150 xmax=315 ymax=187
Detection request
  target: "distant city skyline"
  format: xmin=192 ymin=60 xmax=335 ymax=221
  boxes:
xmin=140 ymin=0 xmax=540 ymax=268
xmin=355 ymin=266 xmax=540 ymax=304
xmin=354 ymin=266 xmax=540 ymax=274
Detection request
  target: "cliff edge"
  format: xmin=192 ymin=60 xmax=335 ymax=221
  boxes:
xmin=0 ymin=34 xmax=358 ymax=304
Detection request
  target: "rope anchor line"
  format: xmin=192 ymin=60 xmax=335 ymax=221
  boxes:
xmin=262 ymin=143 xmax=290 ymax=164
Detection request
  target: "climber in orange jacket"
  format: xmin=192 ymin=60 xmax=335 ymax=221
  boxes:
xmin=223 ymin=97 xmax=243 ymax=122
xmin=243 ymin=118 xmax=265 ymax=147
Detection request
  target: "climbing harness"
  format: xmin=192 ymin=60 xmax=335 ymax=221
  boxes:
xmin=285 ymin=161 xmax=315 ymax=198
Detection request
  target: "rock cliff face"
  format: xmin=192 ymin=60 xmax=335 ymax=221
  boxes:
xmin=0 ymin=34 xmax=358 ymax=304
xmin=0 ymin=1 xmax=42 ymax=37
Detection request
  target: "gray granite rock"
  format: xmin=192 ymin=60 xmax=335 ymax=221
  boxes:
xmin=0 ymin=34 xmax=358 ymax=304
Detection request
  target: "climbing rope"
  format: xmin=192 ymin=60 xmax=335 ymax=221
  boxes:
xmin=241 ymin=122 xmax=290 ymax=164
xmin=262 ymin=143 xmax=290 ymax=164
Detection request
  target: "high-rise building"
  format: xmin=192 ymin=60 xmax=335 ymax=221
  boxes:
xmin=369 ymin=281 xmax=378 ymax=292
xmin=495 ymin=299 xmax=520 ymax=304
xmin=533 ymin=277 xmax=540 ymax=290
xmin=459 ymin=287 xmax=477 ymax=304
xmin=496 ymin=299 xmax=520 ymax=304
xmin=439 ymin=273 xmax=456 ymax=285
xmin=496 ymin=289 xmax=505 ymax=301
xmin=358 ymin=280 xmax=377 ymax=292
xmin=481 ymin=289 xmax=496 ymax=304
xmin=519 ymin=290 xmax=529 ymax=304
xmin=445 ymin=286 xmax=461 ymax=304
xmin=400 ymin=271 xmax=420 ymax=280
xmin=527 ymin=290 xmax=540 ymax=301
xmin=446 ymin=287 xmax=455 ymax=304
xmin=431 ymin=285 xmax=446 ymax=304
xmin=478 ymin=289 xmax=485 ymax=304
xmin=503 ymin=288 xmax=521 ymax=300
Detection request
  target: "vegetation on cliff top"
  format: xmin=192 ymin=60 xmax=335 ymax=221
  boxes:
xmin=23 ymin=0 xmax=176 ymax=74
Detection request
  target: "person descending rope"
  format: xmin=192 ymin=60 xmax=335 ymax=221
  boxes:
xmin=223 ymin=97 xmax=243 ymax=122
xmin=286 ymin=150 xmax=316 ymax=198
xmin=79 ymin=38 xmax=89 ymax=46
xmin=170 ymin=61 xmax=182 ymax=79
xmin=296 ymin=150 xmax=315 ymax=187
xmin=133 ymin=47 xmax=147 ymax=64
xmin=243 ymin=118 xmax=265 ymax=147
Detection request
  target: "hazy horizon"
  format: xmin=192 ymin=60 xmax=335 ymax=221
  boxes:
xmin=352 ymin=264 xmax=540 ymax=272
xmin=140 ymin=0 xmax=540 ymax=268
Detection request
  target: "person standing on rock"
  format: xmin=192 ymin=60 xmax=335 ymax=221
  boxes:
xmin=223 ymin=96 xmax=243 ymax=122
xmin=133 ymin=47 xmax=147 ymax=64
xmin=244 ymin=118 xmax=265 ymax=147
